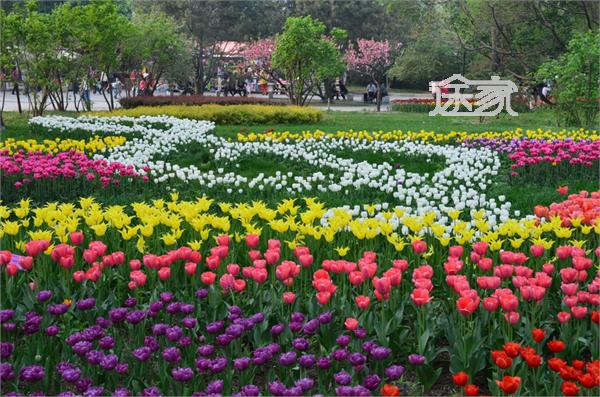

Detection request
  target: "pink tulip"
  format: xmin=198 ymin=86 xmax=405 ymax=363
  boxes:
xmin=245 ymin=234 xmax=259 ymax=248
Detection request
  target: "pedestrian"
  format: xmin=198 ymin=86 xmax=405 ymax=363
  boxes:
xmin=339 ymin=79 xmax=347 ymax=100
xmin=112 ymin=78 xmax=122 ymax=99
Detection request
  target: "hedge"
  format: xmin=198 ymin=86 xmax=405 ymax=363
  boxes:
xmin=89 ymin=105 xmax=323 ymax=124
xmin=119 ymin=95 xmax=281 ymax=109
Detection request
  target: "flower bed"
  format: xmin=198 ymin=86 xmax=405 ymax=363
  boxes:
xmin=119 ymin=95 xmax=282 ymax=109
xmin=0 ymin=136 xmax=126 ymax=155
xmin=88 ymin=105 xmax=323 ymax=125
xmin=0 ymin=192 xmax=598 ymax=396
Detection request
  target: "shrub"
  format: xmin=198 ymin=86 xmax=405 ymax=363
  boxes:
xmin=119 ymin=95 xmax=281 ymax=109
xmin=89 ymin=105 xmax=323 ymax=124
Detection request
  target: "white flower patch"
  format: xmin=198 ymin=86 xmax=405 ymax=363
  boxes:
xmin=30 ymin=116 xmax=514 ymax=224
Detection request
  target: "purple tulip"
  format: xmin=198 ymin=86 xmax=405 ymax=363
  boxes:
xmin=371 ymin=346 xmax=392 ymax=360
xmin=108 ymin=308 xmax=128 ymax=323
xmin=142 ymin=387 xmax=161 ymax=397
xmin=160 ymin=292 xmax=174 ymax=302
xmin=197 ymin=344 xmax=215 ymax=357
xmin=3 ymin=322 xmax=17 ymax=332
xmin=268 ymin=380 xmax=286 ymax=396
xmin=113 ymin=387 xmax=130 ymax=397
xmin=82 ymin=325 xmax=104 ymax=341
xmin=0 ymin=309 xmax=15 ymax=323
xmin=132 ymin=346 xmax=152 ymax=362
xmin=348 ymin=352 xmax=366 ymax=366
xmin=288 ymin=322 xmax=303 ymax=332
xmin=36 ymin=290 xmax=52 ymax=302
xmin=303 ymin=319 xmax=319 ymax=334
xmin=336 ymin=335 xmax=351 ymax=347
xmin=123 ymin=297 xmax=137 ymax=307
xmin=0 ymin=363 xmax=14 ymax=381
xmin=362 ymin=341 xmax=376 ymax=353
xmin=210 ymin=357 xmax=228 ymax=373
xmin=206 ymin=380 xmax=224 ymax=394
xmin=334 ymin=370 xmax=352 ymax=385
xmin=165 ymin=326 xmax=183 ymax=341
xmin=59 ymin=392 xmax=77 ymax=397
xmin=149 ymin=301 xmax=164 ymax=312
xmin=100 ymin=354 xmax=119 ymax=370
xmin=99 ymin=336 xmax=115 ymax=350
xmin=180 ymin=303 xmax=194 ymax=314
xmin=19 ymin=365 xmax=45 ymax=383
xmin=115 ymin=363 xmax=128 ymax=374
xmin=45 ymin=324 xmax=60 ymax=336
xmin=240 ymin=385 xmax=260 ymax=396
xmin=72 ymin=341 xmax=93 ymax=356
xmin=408 ymin=353 xmax=426 ymax=365
xmin=216 ymin=334 xmax=231 ymax=346
xmin=144 ymin=336 xmax=160 ymax=352
xmin=332 ymin=348 xmax=349 ymax=361
xmin=363 ymin=374 xmax=381 ymax=390
xmin=270 ymin=323 xmax=285 ymax=336
xmin=86 ymin=350 xmax=104 ymax=365
xmin=385 ymin=364 xmax=405 ymax=380
xmin=233 ymin=357 xmax=251 ymax=371
xmin=225 ymin=324 xmax=245 ymax=338
xmin=162 ymin=347 xmax=181 ymax=363
xmin=206 ymin=321 xmax=224 ymax=334
xmin=166 ymin=302 xmax=181 ymax=314
xmin=125 ymin=310 xmax=145 ymax=324
xmin=182 ymin=316 xmax=197 ymax=328
xmin=152 ymin=323 xmax=169 ymax=336
xmin=298 ymin=354 xmax=316 ymax=368
xmin=292 ymin=338 xmax=309 ymax=351
xmin=354 ymin=327 xmax=368 ymax=339
xmin=61 ymin=368 xmax=81 ymax=383
xmin=295 ymin=378 xmax=315 ymax=391
xmin=318 ymin=311 xmax=332 ymax=324
xmin=291 ymin=312 xmax=305 ymax=323
xmin=1 ymin=342 xmax=14 ymax=358
xmin=172 ymin=367 xmax=194 ymax=382
xmin=83 ymin=386 xmax=105 ymax=397
xmin=96 ymin=317 xmax=110 ymax=329
xmin=316 ymin=356 xmax=331 ymax=369
xmin=278 ymin=351 xmax=297 ymax=366
xmin=179 ymin=336 xmax=192 ymax=347
xmin=24 ymin=314 xmax=43 ymax=334
xmin=75 ymin=377 xmax=92 ymax=393
xmin=47 ymin=304 xmax=69 ymax=316
xmin=76 ymin=298 xmax=96 ymax=311
xmin=196 ymin=288 xmax=209 ymax=299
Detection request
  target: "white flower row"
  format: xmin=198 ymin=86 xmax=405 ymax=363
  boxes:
xmin=29 ymin=115 xmax=515 ymax=225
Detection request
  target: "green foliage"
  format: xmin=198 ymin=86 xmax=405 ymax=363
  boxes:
xmin=536 ymin=31 xmax=600 ymax=127
xmin=272 ymin=16 xmax=346 ymax=105
xmin=89 ymin=104 xmax=323 ymax=125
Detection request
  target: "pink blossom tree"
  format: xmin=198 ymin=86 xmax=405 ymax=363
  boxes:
xmin=241 ymin=38 xmax=288 ymax=96
xmin=345 ymin=39 xmax=402 ymax=111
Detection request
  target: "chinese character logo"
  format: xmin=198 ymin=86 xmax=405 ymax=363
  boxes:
xmin=429 ymin=74 xmax=518 ymax=116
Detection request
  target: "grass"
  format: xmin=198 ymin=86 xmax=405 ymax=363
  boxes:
xmin=1 ymin=109 xmax=597 ymax=215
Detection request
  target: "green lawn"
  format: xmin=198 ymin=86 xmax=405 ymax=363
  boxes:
xmin=1 ymin=109 xmax=596 ymax=215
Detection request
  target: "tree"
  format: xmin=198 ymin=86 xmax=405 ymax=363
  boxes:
xmin=536 ymin=31 xmax=599 ymax=127
xmin=346 ymin=39 xmax=401 ymax=111
xmin=122 ymin=9 xmax=191 ymax=96
xmin=272 ymin=16 xmax=346 ymax=105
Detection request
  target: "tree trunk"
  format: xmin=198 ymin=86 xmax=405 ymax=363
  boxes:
xmin=375 ymin=81 xmax=381 ymax=112
xmin=0 ymin=80 xmax=6 ymax=131
xmin=14 ymin=82 xmax=22 ymax=114
xmin=195 ymin=43 xmax=205 ymax=95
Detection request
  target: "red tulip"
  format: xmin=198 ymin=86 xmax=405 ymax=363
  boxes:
xmin=206 ymin=255 xmax=220 ymax=270
xmin=245 ymin=234 xmax=259 ymax=248
xmin=73 ymin=271 xmax=86 ymax=283
xmin=59 ymin=256 xmax=74 ymax=269
xmin=130 ymin=270 xmax=147 ymax=286
xmin=69 ymin=231 xmax=84 ymax=245
xmin=499 ymin=294 xmax=519 ymax=312
xmin=456 ymin=296 xmax=479 ymax=316
xmin=570 ymin=306 xmax=588 ymax=319
xmin=392 ymin=259 xmax=408 ymax=272
xmin=547 ymin=340 xmax=566 ymax=353
xmin=532 ymin=328 xmax=545 ymax=343
xmin=299 ymin=254 xmax=314 ymax=268
xmin=5 ymin=263 xmax=18 ymax=276
xmin=464 ymin=384 xmax=479 ymax=396
xmin=158 ymin=267 xmax=171 ymax=280
xmin=412 ymin=240 xmax=427 ymax=254
xmin=184 ymin=262 xmax=197 ymax=276
xmin=477 ymin=257 xmax=493 ymax=271
xmin=355 ymin=295 xmax=370 ymax=309
xmin=472 ymin=241 xmax=488 ymax=256
xmin=233 ymin=279 xmax=246 ymax=292
xmin=88 ymin=241 xmax=107 ymax=256
xmin=496 ymin=376 xmax=521 ymax=394
xmin=411 ymin=288 xmax=431 ymax=306
xmin=200 ymin=271 xmax=216 ymax=285
xmin=130 ymin=259 xmax=141 ymax=270
xmin=557 ymin=185 xmax=569 ymax=195
xmin=344 ymin=317 xmax=359 ymax=331
xmin=491 ymin=351 xmax=513 ymax=369
xmin=216 ymin=234 xmax=230 ymax=246
xmin=529 ymin=244 xmax=544 ymax=257
xmin=226 ymin=263 xmax=240 ymax=276
xmin=503 ymin=342 xmax=521 ymax=358
xmin=265 ymin=250 xmax=280 ymax=265
xmin=20 ymin=256 xmax=33 ymax=270
xmin=561 ymin=381 xmax=580 ymax=396
xmin=504 ymin=311 xmax=520 ymax=324
xmin=381 ymin=384 xmax=400 ymax=396
xmin=452 ymin=371 xmax=469 ymax=387
xmin=316 ymin=291 xmax=331 ymax=305
xmin=283 ymin=291 xmax=296 ymax=304
xmin=557 ymin=311 xmax=572 ymax=324
xmin=449 ymin=245 xmax=464 ymax=258
xmin=349 ymin=271 xmax=365 ymax=286
xmin=483 ymin=297 xmax=499 ymax=312
xmin=592 ymin=311 xmax=599 ymax=324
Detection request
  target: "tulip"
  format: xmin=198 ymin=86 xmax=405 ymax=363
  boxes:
xmin=483 ymin=297 xmax=499 ymax=312
xmin=547 ymin=340 xmax=566 ymax=353
xmin=456 ymin=296 xmax=479 ymax=316
xmin=245 ymin=234 xmax=259 ymax=248
xmin=283 ymin=292 xmax=296 ymax=304
xmin=448 ymin=245 xmax=464 ymax=258
xmin=158 ymin=267 xmax=171 ymax=280
xmin=344 ymin=317 xmax=358 ymax=331
xmin=496 ymin=375 xmax=521 ymax=394
xmin=69 ymin=231 xmax=84 ymax=246
xmin=73 ymin=271 xmax=86 ymax=283
xmin=355 ymin=295 xmax=370 ymax=309
xmin=529 ymin=244 xmax=544 ymax=257
xmin=411 ymin=240 xmax=426 ymax=254
xmin=464 ymin=384 xmax=479 ymax=396
xmin=184 ymin=262 xmax=197 ymax=276
xmin=452 ymin=371 xmax=469 ymax=387
xmin=410 ymin=288 xmax=431 ymax=306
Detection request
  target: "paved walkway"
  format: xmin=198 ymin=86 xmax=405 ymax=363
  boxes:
xmin=0 ymin=90 xmax=431 ymax=113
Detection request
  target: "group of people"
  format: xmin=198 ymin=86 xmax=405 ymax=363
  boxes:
xmin=363 ymin=81 xmax=388 ymax=103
